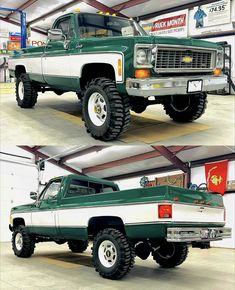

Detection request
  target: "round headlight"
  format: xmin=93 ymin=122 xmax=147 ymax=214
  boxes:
xmin=136 ymin=49 xmax=147 ymax=65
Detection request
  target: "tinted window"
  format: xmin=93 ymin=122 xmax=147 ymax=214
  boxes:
xmin=42 ymin=180 xmax=61 ymax=200
xmin=55 ymin=17 xmax=73 ymax=39
xmin=65 ymin=179 xmax=117 ymax=197
xmin=78 ymin=14 xmax=146 ymax=38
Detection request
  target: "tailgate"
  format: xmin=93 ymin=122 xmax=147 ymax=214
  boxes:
xmin=167 ymin=186 xmax=225 ymax=224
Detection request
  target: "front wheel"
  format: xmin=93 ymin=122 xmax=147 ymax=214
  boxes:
xmin=82 ymin=78 xmax=131 ymax=141
xmin=163 ymin=93 xmax=207 ymax=122
xmin=152 ymin=241 xmax=188 ymax=268
xmin=12 ymin=226 xmax=35 ymax=258
xmin=16 ymin=73 xmax=38 ymax=108
xmin=92 ymin=228 xmax=135 ymax=280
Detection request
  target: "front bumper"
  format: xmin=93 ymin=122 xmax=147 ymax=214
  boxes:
xmin=126 ymin=74 xmax=227 ymax=97
xmin=167 ymin=227 xmax=231 ymax=242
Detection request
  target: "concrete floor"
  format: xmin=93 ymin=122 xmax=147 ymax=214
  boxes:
xmin=0 ymin=242 xmax=234 ymax=290
xmin=0 ymin=87 xmax=234 ymax=145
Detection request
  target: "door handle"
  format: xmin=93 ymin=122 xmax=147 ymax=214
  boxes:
xmin=76 ymin=43 xmax=83 ymax=49
xmin=47 ymin=44 xmax=52 ymax=48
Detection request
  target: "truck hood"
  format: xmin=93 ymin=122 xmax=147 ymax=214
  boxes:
xmin=134 ymin=35 xmax=221 ymax=49
xmin=11 ymin=203 xmax=34 ymax=213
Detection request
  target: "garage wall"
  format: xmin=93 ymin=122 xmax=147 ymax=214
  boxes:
xmin=0 ymin=147 xmax=69 ymax=242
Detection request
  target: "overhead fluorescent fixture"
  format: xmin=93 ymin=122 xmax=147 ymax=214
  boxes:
xmin=66 ymin=146 xmax=135 ymax=164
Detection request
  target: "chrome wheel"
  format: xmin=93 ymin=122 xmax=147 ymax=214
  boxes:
xmin=170 ymin=95 xmax=191 ymax=112
xmin=98 ymin=240 xmax=117 ymax=268
xmin=15 ymin=233 xmax=23 ymax=251
xmin=88 ymin=93 xmax=107 ymax=126
xmin=18 ymin=81 xmax=24 ymax=101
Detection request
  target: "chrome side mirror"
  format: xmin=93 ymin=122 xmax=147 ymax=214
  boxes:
xmin=48 ymin=29 xmax=65 ymax=41
xmin=30 ymin=191 xmax=37 ymax=200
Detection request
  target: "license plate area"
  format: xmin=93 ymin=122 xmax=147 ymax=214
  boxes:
xmin=187 ymin=80 xmax=203 ymax=93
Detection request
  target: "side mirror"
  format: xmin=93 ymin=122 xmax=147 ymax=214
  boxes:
xmin=30 ymin=191 xmax=37 ymax=200
xmin=48 ymin=29 xmax=65 ymax=41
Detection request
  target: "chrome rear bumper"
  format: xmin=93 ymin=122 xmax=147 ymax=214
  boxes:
xmin=167 ymin=227 xmax=231 ymax=242
xmin=126 ymin=75 xmax=227 ymax=97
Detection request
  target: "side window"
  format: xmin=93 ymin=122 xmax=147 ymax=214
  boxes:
xmin=42 ymin=181 xmax=61 ymax=200
xmin=66 ymin=179 xmax=95 ymax=197
xmin=55 ymin=17 xmax=73 ymax=39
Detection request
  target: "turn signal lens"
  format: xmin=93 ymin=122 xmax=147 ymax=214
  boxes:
xmin=158 ymin=204 xmax=172 ymax=218
xmin=213 ymin=68 xmax=222 ymax=76
xmin=135 ymin=69 xmax=150 ymax=79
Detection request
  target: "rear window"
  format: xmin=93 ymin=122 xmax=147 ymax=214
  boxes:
xmin=65 ymin=179 xmax=117 ymax=198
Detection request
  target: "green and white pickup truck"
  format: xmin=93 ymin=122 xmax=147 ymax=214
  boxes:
xmin=8 ymin=12 xmax=227 ymax=141
xmin=9 ymin=174 xmax=231 ymax=280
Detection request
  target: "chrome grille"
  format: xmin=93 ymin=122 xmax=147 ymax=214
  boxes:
xmin=155 ymin=46 xmax=215 ymax=72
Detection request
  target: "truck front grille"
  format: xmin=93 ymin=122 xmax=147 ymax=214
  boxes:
xmin=155 ymin=46 xmax=215 ymax=73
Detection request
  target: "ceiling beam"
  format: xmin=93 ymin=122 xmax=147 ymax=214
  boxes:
xmin=82 ymin=0 xmax=126 ymax=17
xmin=28 ymin=0 xmax=83 ymax=26
xmin=5 ymin=0 xmax=39 ymax=19
xmin=19 ymin=146 xmax=84 ymax=175
xmin=59 ymin=146 xmax=108 ymax=164
xmin=106 ymin=153 xmax=235 ymax=181
xmin=112 ymin=0 xmax=150 ymax=12
xmin=153 ymin=146 xmax=190 ymax=173
xmin=0 ymin=16 xmax=47 ymax=35
xmin=83 ymin=146 xmax=197 ymax=174
xmin=138 ymin=0 xmax=221 ymax=20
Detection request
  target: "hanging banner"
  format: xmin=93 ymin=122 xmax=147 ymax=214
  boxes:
xmin=140 ymin=9 xmax=188 ymax=37
xmin=205 ymin=160 xmax=228 ymax=195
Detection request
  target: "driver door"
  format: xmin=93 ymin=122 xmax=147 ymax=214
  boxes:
xmin=31 ymin=179 xmax=61 ymax=237
xmin=42 ymin=16 xmax=74 ymax=89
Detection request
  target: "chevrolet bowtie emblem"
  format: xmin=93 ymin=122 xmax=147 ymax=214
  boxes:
xmin=182 ymin=56 xmax=193 ymax=63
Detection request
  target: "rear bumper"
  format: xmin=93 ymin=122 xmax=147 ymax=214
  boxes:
xmin=167 ymin=227 xmax=231 ymax=242
xmin=126 ymin=74 xmax=228 ymax=97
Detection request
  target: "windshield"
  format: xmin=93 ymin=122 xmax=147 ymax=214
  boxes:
xmin=78 ymin=13 xmax=147 ymax=38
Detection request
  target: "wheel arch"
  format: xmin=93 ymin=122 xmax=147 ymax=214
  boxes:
xmin=15 ymin=65 xmax=27 ymax=78
xmin=13 ymin=217 xmax=25 ymax=229
xmin=87 ymin=216 xmax=125 ymax=238
xmin=80 ymin=63 xmax=116 ymax=91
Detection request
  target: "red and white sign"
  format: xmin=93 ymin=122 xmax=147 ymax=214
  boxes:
xmin=141 ymin=9 xmax=188 ymax=37
xmin=205 ymin=160 xmax=228 ymax=195
xmin=151 ymin=14 xmax=187 ymax=32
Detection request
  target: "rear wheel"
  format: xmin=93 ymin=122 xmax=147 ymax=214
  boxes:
xmin=82 ymin=78 xmax=131 ymax=141
xmin=152 ymin=241 xmax=188 ymax=268
xmin=92 ymin=228 xmax=135 ymax=280
xmin=16 ymin=73 xmax=38 ymax=108
xmin=12 ymin=226 xmax=35 ymax=258
xmin=68 ymin=240 xmax=88 ymax=253
xmin=163 ymin=93 xmax=207 ymax=122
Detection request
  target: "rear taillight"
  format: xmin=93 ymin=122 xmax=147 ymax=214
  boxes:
xmin=158 ymin=204 xmax=172 ymax=218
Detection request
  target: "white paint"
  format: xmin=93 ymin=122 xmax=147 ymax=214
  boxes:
xmin=9 ymin=53 xmax=124 ymax=83
xmin=173 ymin=204 xmax=224 ymax=223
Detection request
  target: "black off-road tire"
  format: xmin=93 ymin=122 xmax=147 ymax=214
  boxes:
xmin=163 ymin=93 xmax=207 ymax=122
xmin=16 ymin=73 xmax=38 ymax=108
xmin=12 ymin=226 xmax=35 ymax=258
xmin=82 ymin=78 xmax=131 ymax=141
xmin=92 ymin=228 xmax=135 ymax=280
xmin=131 ymin=97 xmax=148 ymax=114
xmin=68 ymin=240 xmax=89 ymax=253
xmin=152 ymin=242 xmax=188 ymax=268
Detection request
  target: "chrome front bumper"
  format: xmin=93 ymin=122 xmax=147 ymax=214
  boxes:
xmin=126 ymin=75 xmax=228 ymax=97
xmin=167 ymin=227 xmax=231 ymax=242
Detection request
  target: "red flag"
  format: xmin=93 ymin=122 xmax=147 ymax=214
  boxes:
xmin=205 ymin=160 xmax=228 ymax=195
